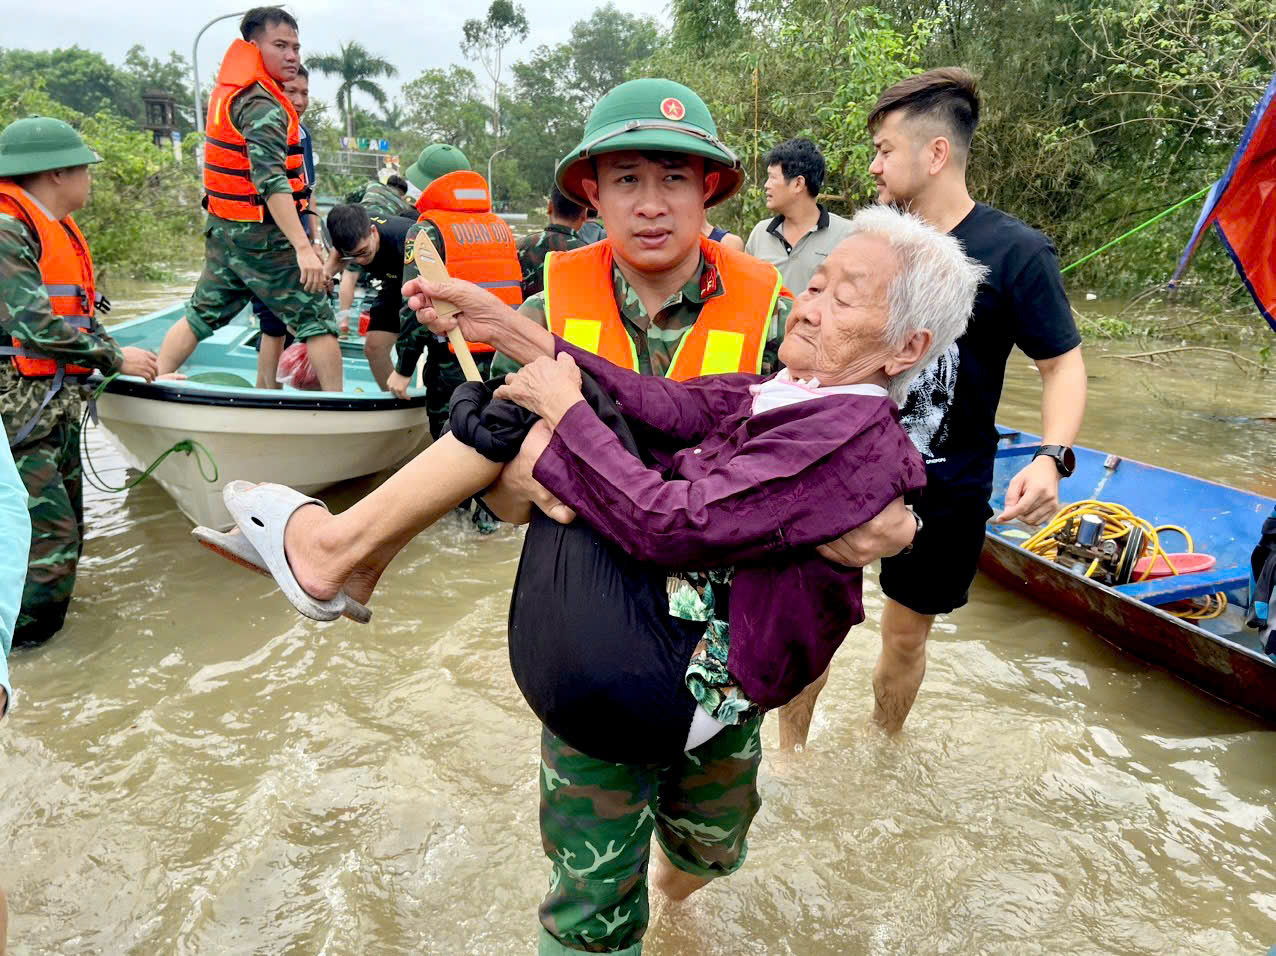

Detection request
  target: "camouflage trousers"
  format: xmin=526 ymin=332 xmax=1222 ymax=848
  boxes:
xmin=186 ymin=227 xmax=337 ymax=343
xmin=538 ymin=717 xmax=764 ymax=954
xmin=12 ymin=418 xmax=83 ymax=645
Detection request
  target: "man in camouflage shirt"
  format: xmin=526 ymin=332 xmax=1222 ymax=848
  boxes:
xmin=0 ymin=116 xmax=158 ymax=645
xmin=348 ymin=176 xmax=415 ymax=220
xmin=515 ymin=184 xmax=588 ymax=298
xmin=156 ymin=7 xmax=343 ymax=391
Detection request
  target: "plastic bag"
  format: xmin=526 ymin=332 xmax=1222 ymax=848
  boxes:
xmin=276 ymin=342 xmax=322 ymax=390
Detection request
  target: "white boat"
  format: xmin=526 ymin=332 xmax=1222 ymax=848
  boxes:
xmin=96 ymin=302 xmax=431 ymax=529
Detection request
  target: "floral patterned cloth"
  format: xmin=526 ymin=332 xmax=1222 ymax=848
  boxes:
xmin=668 ymin=569 xmax=759 ymax=725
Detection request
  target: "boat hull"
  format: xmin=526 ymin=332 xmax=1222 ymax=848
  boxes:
xmin=97 ymin=391 xmax=429 ymax=529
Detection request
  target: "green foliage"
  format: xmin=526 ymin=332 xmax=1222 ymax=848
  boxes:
xmin=402 ymin=67 xmax=493 ymax=150
xmin=307 ymin=42 xmax=399 ymax=138
xmin=637 ymin=1 xmax=934 ymax=236
xmin=462 ymin=0 xmax=531 ymax=135
xmin=0 ymin=77 xmax=202 ymax=278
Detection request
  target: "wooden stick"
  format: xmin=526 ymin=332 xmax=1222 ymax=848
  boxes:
xmin=409 ymin=234 xmax=484 ymax=383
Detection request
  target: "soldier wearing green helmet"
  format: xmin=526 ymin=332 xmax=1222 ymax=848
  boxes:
xmin=0 ymin=116 xmax=158 ymax=646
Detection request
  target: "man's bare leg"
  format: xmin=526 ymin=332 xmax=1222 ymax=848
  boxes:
xmin=363 ymin=331 xmax=396 ymax=391
xmin=281 ymin=433 xmax=502 ymax=603
xmin=649 ymin=840 xmax=710 ymax=904
xmin=302 ymin=334 xmax=344 ymax=392
xmin=777 ymin=663 xmax=832 ymax=751
xmin=157 ymin=317 xmax=199 ymax=376
xmin=256 ymin=333 xmax=285 ymax=389
xmin=872 ymin=598 xmax=934 ymax=732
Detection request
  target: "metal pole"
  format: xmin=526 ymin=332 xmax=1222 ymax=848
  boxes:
xmin=487 ymin=146 xmax=508 ymax=199
xmin=192 ymin=11 xmax=249 ymax=133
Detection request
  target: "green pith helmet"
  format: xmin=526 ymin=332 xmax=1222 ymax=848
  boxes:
xmin=403 ymin=143 xmax=471 ymax=191
xmin=555 ymin=78 xmax=743 ymax=209
xmin=0 ymin=116 xmax=102 ymax=178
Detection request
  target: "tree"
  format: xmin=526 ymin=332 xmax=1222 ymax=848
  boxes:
xmin=0 ymin=47 xmax=137 ymax=120
xmin=402 ymin=66 xmax=492 ymax=151
xmin=461 ymin=0 xmax=530 ymax=136
xmin=307 ymin=41 xmax=398 ymax=137
xmin=123 ymin=44 xmax=196 ymax=131
xmin=566 ymin=4 xmax=661 ymax=108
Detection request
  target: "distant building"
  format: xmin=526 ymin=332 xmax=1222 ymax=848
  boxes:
xmin=140 ymin=89 xmax=178 ymax=148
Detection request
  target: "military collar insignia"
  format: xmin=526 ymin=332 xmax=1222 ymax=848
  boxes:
xmin=660 ymin=97 xmax=687 ymax=121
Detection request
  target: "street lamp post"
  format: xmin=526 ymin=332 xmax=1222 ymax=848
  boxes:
xmin=192 ymin=11 xmax=249 ymax=134
xmin=487 ymin=146 xmax=508 ymax=202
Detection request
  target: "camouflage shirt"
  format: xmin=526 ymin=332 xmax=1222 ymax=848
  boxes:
xmin=516 ymin=223 xmax=585 ymax=299
xmin=354 ymin=181 xmax=416 ymax=220
xmin=207 ymin=88 xmax=299 ymax=251
xmin=491 ymin=253 xmax=792 ymax=378
xmin=0 ymin=211 xmax=123 ymax=446
xmin=392 ymin=220 xmax=450 ymax=376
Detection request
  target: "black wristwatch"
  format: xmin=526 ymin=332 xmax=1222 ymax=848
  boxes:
xmin=1033 ymin=444 xmax=1076 ymax=478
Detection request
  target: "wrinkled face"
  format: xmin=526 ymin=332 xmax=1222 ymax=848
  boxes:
xmin=254 ymin=21 xmax=301 ymax=85
xmin=342 ymin=225 xmax=380 ymax=266
xmin=778 ymin=234 xmax=900 ymax=386
xmin=283 ymin=75 xmax=309 ymax=117
xmin=763 ymin=163 xmax=804 ymax=213
xmin=869 ymin=110 xmax=929 ymax=208
xmin=581 ymin=151 xmax=718 ymax=274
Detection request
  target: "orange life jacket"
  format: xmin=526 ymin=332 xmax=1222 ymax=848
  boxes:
xmin=417 ymin=171 xmax=523 ymax=354
xmin=202 ymin=38 xmax=309 ymax=223
xmin=544 ymin=238 xmax=784 ymax=380
xmin=0 ymin=181 xmax=96 ymax=379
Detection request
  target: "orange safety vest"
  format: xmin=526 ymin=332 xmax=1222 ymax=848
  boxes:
xmin=0 ymin=181 xmax=96 ymax=379
xmin=417 ymin=171 xmax=523 ymax=354
xmin=202 ymin=38 xmax=309 ymax=223
xmin=544 ymin=237 xmax=783 ymax=380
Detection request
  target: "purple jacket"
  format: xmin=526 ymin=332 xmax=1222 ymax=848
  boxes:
xmin=532 ymin=341 xmax=927 ymax=710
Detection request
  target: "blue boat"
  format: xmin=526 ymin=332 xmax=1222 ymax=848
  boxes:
xmin=94 ymin=302 xmax=432 ymax=530
xmin=981 ymin=428 xmax=1276 ymax=722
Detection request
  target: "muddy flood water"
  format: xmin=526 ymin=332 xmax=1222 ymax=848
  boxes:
xmin=2 ymin=280 xmax=1274 ymax=954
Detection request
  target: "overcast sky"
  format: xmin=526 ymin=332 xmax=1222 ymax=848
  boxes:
xmin=0 ymin=0 xmax=672 ymax=118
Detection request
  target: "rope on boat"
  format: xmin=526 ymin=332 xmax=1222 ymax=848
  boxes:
xmin=1060 ymin=184 xmax=1212 ymax=275
xmin=1023 ymin=500 xmax=1227 ymax=620
xmin=79 ymin=373 xmax=221 ymax=494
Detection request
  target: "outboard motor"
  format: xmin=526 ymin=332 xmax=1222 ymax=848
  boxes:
xmin=1053 ymin=513 xmax=1146 ymax=586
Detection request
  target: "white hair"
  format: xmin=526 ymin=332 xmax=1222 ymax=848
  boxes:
xmin=843 ymin=204 xmax=987 ymax=403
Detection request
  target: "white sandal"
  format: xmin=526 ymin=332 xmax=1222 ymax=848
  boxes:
xmin=212 ymin=480 xmax=372 ymax=623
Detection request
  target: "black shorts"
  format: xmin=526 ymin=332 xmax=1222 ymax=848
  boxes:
xmin=365 ymin=297 xmax=401 ymax=334
xmin=251 ymin=295 xmax=292 ymax=343
xmin=878 ymin=497 xmax=992 ymax=616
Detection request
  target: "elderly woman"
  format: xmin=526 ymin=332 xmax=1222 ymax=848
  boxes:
xmin=204 ymin=206 xmax=982 ymax=744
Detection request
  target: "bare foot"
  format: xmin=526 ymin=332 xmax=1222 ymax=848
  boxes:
xmin=283 ymin=503 xmax=359 ymax=602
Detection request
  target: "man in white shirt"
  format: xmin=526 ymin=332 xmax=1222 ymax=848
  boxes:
xmin=744 ymin=138 xmax=853 ymax=292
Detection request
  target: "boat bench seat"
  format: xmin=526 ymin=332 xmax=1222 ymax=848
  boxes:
xmin=1114 ymin=567 xmax=1249 ymax=605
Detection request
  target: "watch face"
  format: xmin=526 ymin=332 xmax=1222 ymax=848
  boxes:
xmin=1061 ymin=446 xmax=1076 ymax=476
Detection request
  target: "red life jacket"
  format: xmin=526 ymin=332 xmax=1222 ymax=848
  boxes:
xmin=416 ymin=171 xmax=523 ymax=354
xmin=544 ymin=238 xmax=783 ymax=380
xmin=202 ymin=38 xmax=309 ymax=223
xmin=0 ymin=181 xmax=96 ymax=379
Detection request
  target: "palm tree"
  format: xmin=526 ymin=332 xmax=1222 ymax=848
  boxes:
xmin=380 ymin=99 xmax=405 ymax=131
xmin=307 ymin=42 xmax=398 ymax=138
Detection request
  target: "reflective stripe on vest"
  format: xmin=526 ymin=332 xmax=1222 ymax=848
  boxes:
xmin=418 ymin=185 xmax=524 ymax=354
xmin=544 ymin=238 xmax=782 ymax=380
xmin=202 ymin=38 xmax=308 ymax=223
xmin=0 ymin=182 xmax=97 ymax=380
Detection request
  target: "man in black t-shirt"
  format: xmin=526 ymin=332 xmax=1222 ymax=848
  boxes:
xmin=779 ymin=67 xmax=1086 ymax=745
xmin=327 ymin=204 xmax=417 ymax=390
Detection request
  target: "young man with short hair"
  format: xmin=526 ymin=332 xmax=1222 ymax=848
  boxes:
xmin=326 ymin=203 xmax=416 ymax=389
xmin=744 ymin=137 xmax=853 ymax=293
xmin=515 ymin=184 xmax=587 ymax=298
xmin=157 ymin=6 xmax=344 ymax=391
xmin=779 ymin=67 xmax=1087 ymax=745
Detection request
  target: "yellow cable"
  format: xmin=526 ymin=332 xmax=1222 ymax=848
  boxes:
xmin=1020 ymin=501 xmax=1225 ymax=620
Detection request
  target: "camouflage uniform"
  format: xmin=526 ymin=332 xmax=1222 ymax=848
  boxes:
xmin=393 ymin=219 xmax=492 ymax=438
xmin=0 ymin=211 xmax=124 ymax=645
xmin=350 ymin=180 xmax=416 ymax=219
xmin=185 ymin=89 xmax=337 ymax=343
xmin=517 ymin=223 xmax=585 ymax=299
xmin=493 ymin=253 xmax=792 ymax=379
xmin=539 ymin=719 xmax=763 ymax=954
